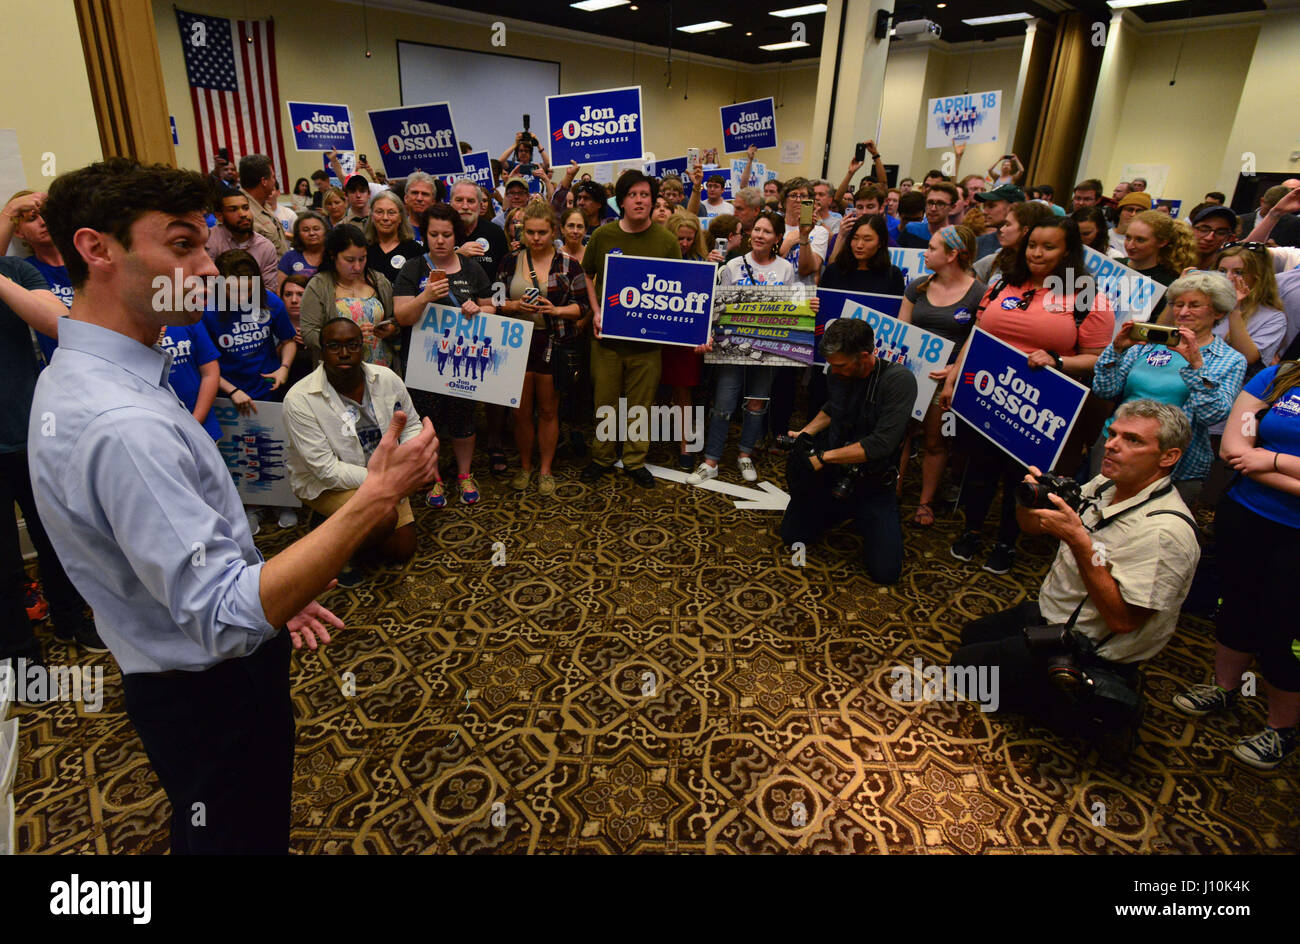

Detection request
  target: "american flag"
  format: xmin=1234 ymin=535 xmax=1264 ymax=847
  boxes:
xmin=175 ymin=9 xmax=288 ymax=189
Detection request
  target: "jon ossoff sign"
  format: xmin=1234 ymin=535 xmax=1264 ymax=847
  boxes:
xmin=367 ymin=102 xmax=464 ymax=177
xmin=720 ymin=98 xmax=777 ymax=153
xmin=951 ymin=328 xmax=1088 ymax=471
xmin=600 ymin=254 xmax=715 ymax=347
xmin=286 ymin=101 xmax=354 ymax=152
xmin=547 ymin=86 xmax=643 ymax=166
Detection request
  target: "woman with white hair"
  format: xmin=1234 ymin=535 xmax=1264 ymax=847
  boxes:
xmin=365 ymin=191 xmax=424 ymax=287
xmin=1093 ymin=271 xmax=1246 ymax=503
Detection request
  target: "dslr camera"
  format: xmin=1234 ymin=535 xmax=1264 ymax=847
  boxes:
xmin=1015 ymin=471 xmax=1083 ymax=512
xmin=776 ymin=433 xmax=874 ymax=499
xmin=520 ymin=114 xmax=539 ymax=150
xmin=1022 ymin=624 xmax=1141 ymax=723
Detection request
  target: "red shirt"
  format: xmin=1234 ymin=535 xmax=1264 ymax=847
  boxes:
xmin=976 ymin=280 xmax=1113 ymax=355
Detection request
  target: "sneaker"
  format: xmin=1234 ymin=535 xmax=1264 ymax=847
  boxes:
xmin=676 ymin=453 xmax=695 ymax=472
xmin=25 ymin=581 xmax=48 ymax=622
xmin=510 ymin=469 xmax=532 ymax=490
xmin=426 ymin=481 xmax=447 ymax=508
xmin=246 ymin=508 xmax=262 ymax=536
xmin=53 ymin=620 xmax=108 ymax=653
xmin=1172 ymin=683 xmax=1237 ymax=716
xmin=983 ymin=543 xmax=1015 ymax=575
xmin=737 ymin=456 xmax=758 ymax=482
xmin=336 ymin=564 xmax=365 ymax=589
xmin=580 ymin=462 xmax=612 ymax=482
xmin=538 ymin=473 xmax=557 ymax=497
xmin=1232 ymin=726 xmax=1297 ymax=771
xmin=459 ymin=474 xmax=481 ymax=505
xmin=626 ymin=466 xmax=655 ymax=488
xmin=949 ymin=531 xmax=982 ymax=562
xmin=277 ymin=508 xmax=298 ymax=529
xmin=686 ymin=462 xmax=719 ymax=485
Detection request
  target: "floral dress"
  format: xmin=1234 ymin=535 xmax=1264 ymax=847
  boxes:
xmin=334 ymin=296 xmax=392 ymax=367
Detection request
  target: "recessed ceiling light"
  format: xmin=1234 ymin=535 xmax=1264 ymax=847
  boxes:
xmin=570 ymin=0 xmax=629 ymax=11
xmin=630 ymin=3 xmax=638 ymax=8
xmin=961 ymin=12 xmax=1034 ymax=26
xmin=936 ymin=2 xmax=946 ymax=7
xmin=759 ymin=39 xmax=810 ymax=50
xmin=745 ymin=31 xmax=753 ymax=36
xmin=769 ymin=3 xmax=827 ymax=15
xmin=1106 ymin=0 xmax=1182 ymax=7
xmin=678 ymin=20 xmax=732 ymax=33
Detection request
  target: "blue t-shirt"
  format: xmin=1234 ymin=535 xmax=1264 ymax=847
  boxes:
xmin=1228 ymin=364 xmax=1300 ymax=528
xmin=160 ymin=322 xmax=221 ymax=440
xmin=277 ymin=250 xmax=319 ymax=280
xmin=201 ymin=291 xmax=295 ymax=401
xmin=23 ymin=256 xmax=70 ymax=363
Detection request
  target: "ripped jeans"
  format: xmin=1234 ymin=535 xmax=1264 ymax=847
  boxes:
xmin=704 ymin=364 xmax=775 ymax=462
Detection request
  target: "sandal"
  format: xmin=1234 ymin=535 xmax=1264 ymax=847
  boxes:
xmin=912 ymin=502 xmax=935 ymax=527
xmin=488 ymin=448 xmax=509 ymax=476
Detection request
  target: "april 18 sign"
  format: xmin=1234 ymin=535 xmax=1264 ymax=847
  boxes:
xmin=925 ymin=90 xmax=1001 ymax=148
xmin=547 ymin=86 xmax=644 ymax=166
xmin=599 ymin=255 xmax=716 ymax=347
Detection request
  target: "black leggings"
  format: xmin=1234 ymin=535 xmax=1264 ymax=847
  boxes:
xmin=1215 ymin=495 xmax=1300 ymax=692
xmin=960 ymin=431 xmax=1023 ymax=545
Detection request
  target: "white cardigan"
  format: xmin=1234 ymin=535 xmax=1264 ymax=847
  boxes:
xmin=283 ymin=362 xmax=421 ymax=501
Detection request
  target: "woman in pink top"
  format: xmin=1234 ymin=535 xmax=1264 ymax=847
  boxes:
xmin=939 ymin=217 xmax=1112 ymax=575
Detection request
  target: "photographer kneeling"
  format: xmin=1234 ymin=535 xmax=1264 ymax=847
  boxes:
xmin=779 ymin=318 xmax=916 ymax=583
xmin=948 ymin=400 xmax=1201 ymax=725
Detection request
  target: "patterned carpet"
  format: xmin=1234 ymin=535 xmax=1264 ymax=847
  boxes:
xmin=10 ymin=427 xmax=1300 ymax=854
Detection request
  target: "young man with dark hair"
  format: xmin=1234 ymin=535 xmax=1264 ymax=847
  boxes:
xmin=309 ymin=169 xmax=330 ymax=210
xmin=699 ymin=173 xmax=733 ymax=220
xmin=1071 ymin=178 xmax=1103 ymax=211
xmin=973 ymin=183 xmax=1025 ymax=258
xmin=30 ymin=158 xmax=438 ymax=852
xmin=581 ymin=170 xmax=681 ymax=488
xmin=341 ymin=174 xmax=372 ymax=228
xmin=1203 ymin=191 xmax=1226 ymax=206
xmin=206 ymin=190 xmax=281 ymax=292
xmin=237 ymin=153 xmax=288 ymax=256
xmin=901 ymin=181 xmax=959 ymax=247
xmin=921 ymin=170 xmax=946 ymax=192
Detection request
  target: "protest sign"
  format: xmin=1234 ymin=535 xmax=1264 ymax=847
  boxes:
xmin=600 ymin=255 xmax=716 ymax=347
xmin=211 ymin=398 xmax=300 ymax=508
xmin=286 ymin=102 xmax=354 ymax=152
xmin=720 ymin=97 xmax=777 ymax=153
xmin=547 ymin=86 xmax=644 ymax=166
xmin=926 ymin=91 xmax=1001 ymax=148
xmin=368 ymin=102 xmax=463 ymax=177
xmin=404 ymin=304 xmax=532 ymax=407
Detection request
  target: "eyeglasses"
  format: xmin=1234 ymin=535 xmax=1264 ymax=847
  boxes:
xmin=323 ymin=340 xmax=364 ymax=353
xmin=926 ymin=200 xmax=953 ymax=209
xmin=1192 ymin=224 xmax=1233 ymax=238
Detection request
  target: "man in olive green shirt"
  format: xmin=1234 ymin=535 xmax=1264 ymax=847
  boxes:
xmin=581 ymin=170 xmax=682 ymax=487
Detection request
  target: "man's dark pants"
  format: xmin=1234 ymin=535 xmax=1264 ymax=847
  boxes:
xmin=0 ymin=450 xmax=88 ymax=654
xmin=780 ymin=457 xmax=904 ymax=584
xmin=121 ymin=630 xmax=295 ymax=854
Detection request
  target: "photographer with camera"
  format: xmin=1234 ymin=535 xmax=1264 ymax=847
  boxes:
xmin=779 ymin=318 xmax=916 ymax=584
xmin=499 ymin=120 xmax=550 ymax=189
xmin=948 ymin=400 xmax=1200 ymax=722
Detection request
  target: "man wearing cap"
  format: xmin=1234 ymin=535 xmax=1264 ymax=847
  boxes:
xmin=973 ymin=184 xmax=1024 ymax=258
xmin=1110 ymin=191 xmax=1153 ymax=256
xmin=1238 ymin=184 xmax=1300 ymax=250
xmin=1190 ymin=204 xmax=1240 ymax=269
xmin=493 ymin=178 xmax=531 ymax=230
xmin=341 ymin=174 xmax=372 ymax=228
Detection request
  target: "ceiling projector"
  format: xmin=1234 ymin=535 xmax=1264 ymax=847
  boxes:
xmin=893 ymin=18 xmax=942 ymax=39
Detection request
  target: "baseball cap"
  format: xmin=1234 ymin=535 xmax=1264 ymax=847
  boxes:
xmin=343 ymin=174 xmax=371 ymax=193
xmin=975 ymin=183 xmax=1024 ymax=203
xmin=1116 ymin=192 xmax=1153 ymax=211
xmin=1190 ymin=205 xmax=1238 ymax=228
xmin=505 ymin=179 xmax=528 ymax=192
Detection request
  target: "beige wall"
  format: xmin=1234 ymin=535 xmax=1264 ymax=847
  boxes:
xmin=1101 ymin=22 xmax=1258 ymax=202
xmin=0 ymin=2 xmax=101 ymax=194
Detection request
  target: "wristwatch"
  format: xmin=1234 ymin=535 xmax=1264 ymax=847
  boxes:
xmin=1049 ymin=351 xmax=1064 ymax=370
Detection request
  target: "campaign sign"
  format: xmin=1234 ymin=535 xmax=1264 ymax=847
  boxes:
xmin=702 ymin=164 xmax=733 ymax=202
xmin=211 ymin=398 xmax=300 ymax=508
xmin=368 ymin=102 xmax=464 ymax=178
xmin=709 ymin=285 xmax=816 ymax=367
xmin=720 ymin=97 xmax=777 ymax=153
xmin=951 ymin=328 xmax=1088 ymax=471
xmin=404 ymin=304 xmax=532 ymax=407
xmin=600 ymin=255 xmax=715 ymax=347
xmin=324 ymin=151 xmax=357 ymax=186
xmin=888 ymin=246 xmax=932 ymax=285
xmin=547 ymin=86 xmax=643 ymax=166
xmin=814 ymin=287 xmax=904 ymax=358
xmin=445 ymin=149 xmax=493 ymax=191
xmin=1083 ymin=245 xmax=1166 ymax=330
xmin=286 ymin=102 xmax=354 ymax=152
xmin=650 ymin=156 xmax=694 ymax=199
xmin=926 ymin=90 xmax=1001 ymax=148
xmin=842 ymin=302 xmax=953 ymax=421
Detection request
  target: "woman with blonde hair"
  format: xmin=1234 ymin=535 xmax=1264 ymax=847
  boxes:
xmin=320 ymin=187 xmax=347 ymax=228
xmin=664 ymin=209 xmax=721 ymax=468
xmin=667 ymin=209 xmax=707 ymax=261
xmin=900 ymin=224 xmax=986 ymax=526
xmin=1123 ymin=209 xmax=1197 ymax=285
xmin=1212 ymin=244 xmax=1287 ymax=378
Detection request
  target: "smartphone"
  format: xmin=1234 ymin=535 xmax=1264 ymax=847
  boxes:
xmin=374 ymin=317 xmax=396 ymax=328
xmin=714 ymin=238 xmax=728 ymax=254
xmin=523 ymin=287 xmax=542 ymax=304
xmin=854 ymin=142 xmax=867 ymax=163
xmin=800 ymin=199 xmax=815 ymax=226
xmin=359 ymin=154 xmax=367 ymax=163
xmin=1129 ymin=322 xmax=1179 ymax=346
xmin=687 ymin=147 xmax=700 ymax=168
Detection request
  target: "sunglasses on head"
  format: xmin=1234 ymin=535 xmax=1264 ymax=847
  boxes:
xmin=1223 ymin=240 xmax=1268 ymax=253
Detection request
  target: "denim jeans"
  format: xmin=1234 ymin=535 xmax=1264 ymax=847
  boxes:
xmin=705 ymin=364 xmax=774 ymax=462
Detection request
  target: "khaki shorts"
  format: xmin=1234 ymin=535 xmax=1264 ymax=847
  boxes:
xmin=303 ymin=489 xmax=414 ymax=528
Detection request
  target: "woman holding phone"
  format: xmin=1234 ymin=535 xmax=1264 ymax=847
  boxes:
xmin=393 ymin=203 xmax=497 ymax=506
xmin=495 ymin=202 xmax=589 ymax=495
xmin=299 ymin=223 xmax=399 ymax=369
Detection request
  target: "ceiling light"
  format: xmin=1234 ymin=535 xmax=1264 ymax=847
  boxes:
xmin=961 ymin=12 xmax=1033 ymax=25
xmin=1106 ymin=0 xmax=1182 ymax=8
xmin=759 ymin=39 xmax=810 ymax=50
xmin=570 ymin=0 xmax=629 ymax=11
xmin=678 ymin=20 xmax=732 ymax=33
xmin=769 ymin=4 xmax=827 ymax=15
xmin=630 ymin=3 xmax=638 ymax=8
xmin=936 ymin=2 xmax=946 ymax=7
xmin=745 ymin=31 xmax=753 ymax=36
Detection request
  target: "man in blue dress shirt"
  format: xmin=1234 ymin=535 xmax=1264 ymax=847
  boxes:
xmin=28 ymin=159 xmax=439 ymax=853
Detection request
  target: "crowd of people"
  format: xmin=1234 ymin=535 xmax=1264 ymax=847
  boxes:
xmin=2 ymin=129 xmax=1299 ymax=851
